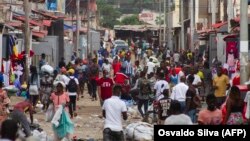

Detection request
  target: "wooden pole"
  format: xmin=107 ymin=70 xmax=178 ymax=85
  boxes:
xmin=24 ymin=0 xmax=30 ymax=83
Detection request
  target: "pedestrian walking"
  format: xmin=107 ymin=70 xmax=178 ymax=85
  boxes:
xmin=66 ymin=69 xmax=79 ymax=118
xmin=102 ymin=85 xmax=128 ymax=141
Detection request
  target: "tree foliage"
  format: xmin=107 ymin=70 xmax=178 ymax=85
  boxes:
xmin=97 ymin=0 xmax=121 ymax=29
xmin=155 ymin=15 xmax=164 ymax=25
xmin=120 ymin=15 xmax=143 ymax=25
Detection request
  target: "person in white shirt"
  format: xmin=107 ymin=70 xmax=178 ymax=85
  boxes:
xmin=186 ymin=68 xmax=202 ymax=95
xmin=178 ymin=70 xmax=185 ymax=84
xmin=146 ymin=58 xmax=156 ymax=76
xmin=102 ymin=85 xmax=128 ymax=141
xmin=166 ymin=48 xmax=171 ymax=59
xmin=102 ymin=59 xmax=112 ymax=74
xmin=164 ymin=100 xmax=193 ymax=125
xmin=137 ymin=47 xmax=142 ymax=60
xmin=54 ymin=67 xmax=70 ymax=85
xmin=171 ymin=76 xmax=189 ymax=112
xmin=173 ymin=51 xmax=180 ymax=64
xmin=154 ymin=72 xmax=169 ymax=101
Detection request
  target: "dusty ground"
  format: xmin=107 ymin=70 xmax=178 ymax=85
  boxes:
xmin=33 ymin=93 xmax=104 ymax=140
xmin=32 ymin=91 xmax=143 ymax=141
xmin=20 ymin=53 xmax=141 ymax=140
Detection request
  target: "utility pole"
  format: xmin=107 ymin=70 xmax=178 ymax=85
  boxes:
xmin=227 ymin=0 xmax=233 ymax=33
xmin=240 ymin=0 xmax=249 ymax=84
xmin=195 ymin=0 xmax=199 ymax=25
xmin=24 ymin=0 xmax=30 ymax=83
xmin=76 ymin=0 xmax=80 ymax=57
xmin=167 ymin=0 xmax=172 ymax=51
xmin=190 ymin=0 xmax=194 ymax=51
xmin=159 ymin=0 xmax=162 ymax=47
xmin=180 ymin=0 xmax=184 ymax=50
xmin=87 ymin=0 xmax=90 ymax=58
xmin=163 ymin=0 xmax=166 ymax=47
xmin=211 ymin=0 xmax=216 ymax=24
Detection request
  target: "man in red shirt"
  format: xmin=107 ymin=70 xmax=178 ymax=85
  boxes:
xmin=112 ymin=57 xmax=121 ymax=76
xmin=97 ymin=70 xmax=114 ymax=106
xmin=114 ymin=68 xmax=129 ymax=85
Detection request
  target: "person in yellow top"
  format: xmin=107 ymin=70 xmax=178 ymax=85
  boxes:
xmin=187 ymin=50 xmax=193 ymax=60
xmin=197 ymin=69 xmax=204 ymax=80
xmin=213 ymin=67 xmax=230 ymax=108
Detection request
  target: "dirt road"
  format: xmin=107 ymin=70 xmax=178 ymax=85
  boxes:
xmin=33 ymin=93 xmax=104 ymax=140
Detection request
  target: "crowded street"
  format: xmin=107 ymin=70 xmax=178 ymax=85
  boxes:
xmin=0 ymin=0 xmax=250 ymax=141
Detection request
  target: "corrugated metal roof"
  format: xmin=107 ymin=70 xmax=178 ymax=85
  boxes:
xmin=114 ymin=25 xmax=161 ymax=31
xmin=43 ymin=20 xmax=52 ymax=26
xmin=13 ymin=16 xmax=43 ymax=26
xmin=6 ymin=21 xmax=23 ymax=27
xmin=212 ymin=22 xmax=227 ymax=29
xmin=32 ymin=30 xmax=46 ymax=38
xmin=32 ymin=9 xmax=58 ymax=19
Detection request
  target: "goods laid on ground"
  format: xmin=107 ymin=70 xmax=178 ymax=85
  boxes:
xmin=125 ymin=122 xmax=154 ymax=141
xmin=127 ymin=106 xmax=140 ymax=119
xmin=4 ymin=85 xmax=19 ymax=97
xmin=31 ymin=129 xmax=53 ymax=141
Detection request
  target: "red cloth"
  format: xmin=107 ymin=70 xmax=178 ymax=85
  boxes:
xmin=114 ymin=72 xmax=128 ymax=85
xmin=232 ymin=75 xmax=240 ymax=86
xmin=221 ymin=100 xmax=247 ymax=124
xmin=226 ymin=41 xmax=238 ymax=58
xmin=174 ymin=67 xmax=182 ymax=74
xmin=97 ymin=78 xmax=114 ymax=101
xmin=112 ymin=62 xmax=121 ymax=75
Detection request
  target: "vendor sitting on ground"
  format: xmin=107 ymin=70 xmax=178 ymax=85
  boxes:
xmin=9 ymin=99 xmax=34 ymax=137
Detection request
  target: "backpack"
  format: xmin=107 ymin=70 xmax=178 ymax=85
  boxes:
xmin=140 ymin=79 xmax=151 ymax=95
xmin=67 ymin=78 xmax=77 ymax=93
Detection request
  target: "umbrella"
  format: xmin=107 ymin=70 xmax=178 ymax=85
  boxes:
xmin=21 ymin=50 xmax=35 ymax=57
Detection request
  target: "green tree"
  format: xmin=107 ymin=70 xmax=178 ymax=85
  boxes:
xmin=155 ymin=15 xmax=164 ymax=25
xmin=97 ymin=0 xmax=121 ymax=29
xmin=120 ymin=15 xmax=143 ymax=25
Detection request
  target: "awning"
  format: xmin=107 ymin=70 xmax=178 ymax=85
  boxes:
xmin=212 ymin=22 xmax=227 ymax=28
xmin=32 ymin=9 xmax=59 ymax=19
xmin=0 ymin=23 xmax=15 ymax=30
xmin=13 ymin=16 xmax=43 ymax=26
xmin=43 ymin=20 xmax=52 ymax=26
xmin=5 ymin=21 xmax=22 ymax=27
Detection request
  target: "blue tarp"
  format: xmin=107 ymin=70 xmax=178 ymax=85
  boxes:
xmin=64 ymin=24 xmax=76 ymax=31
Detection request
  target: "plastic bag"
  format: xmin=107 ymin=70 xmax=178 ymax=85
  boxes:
xmin=41 ymin=65 xmax=54 ymax=74
xmin=45 ymin=104 xmax=54 ymax=122
xmin=125 ymin=122 xmax=153 ymax=141
xmin=53 ymin=110 xmax=74 ymax=139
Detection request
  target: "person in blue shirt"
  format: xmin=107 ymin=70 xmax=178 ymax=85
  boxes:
xmin=0 ymin=72 xmax=4 ymax=84
xmin=13 ymin=75 xmax=21 ymax=96
xmin=170 ymin=69 xmax=178 ymax=86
